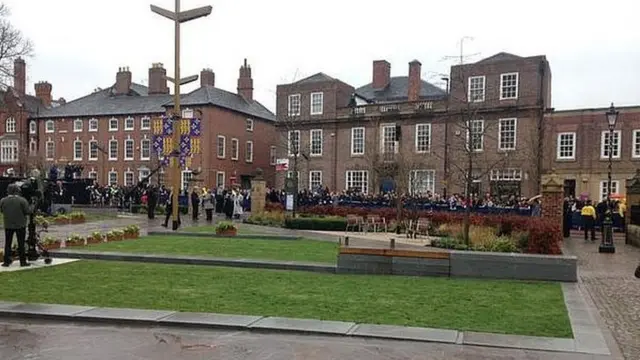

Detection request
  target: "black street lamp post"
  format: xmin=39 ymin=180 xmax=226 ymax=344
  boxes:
xmin=600 ymin=102 xmax=619 ymax=254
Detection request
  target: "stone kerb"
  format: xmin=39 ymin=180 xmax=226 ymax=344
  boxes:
xmin=337 ymin=247 xmax=577 ymax=282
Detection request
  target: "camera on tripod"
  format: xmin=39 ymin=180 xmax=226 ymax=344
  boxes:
xmin=12 ymin=176 xmax=47 ymax=262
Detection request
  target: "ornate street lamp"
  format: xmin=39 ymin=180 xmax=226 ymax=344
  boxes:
xmin=600 ymin=102 xmax=619 ymax=253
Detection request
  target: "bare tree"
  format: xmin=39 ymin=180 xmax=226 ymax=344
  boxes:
xmin=362 ymin=118 xmax=437 ymax=233
xmin=0 ymin=4 xmax=33 ymax=87
xmin=444 ymin=64 xmax=529 ymax=244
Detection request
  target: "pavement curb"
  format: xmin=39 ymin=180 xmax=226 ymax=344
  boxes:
xmin=0 ymin=301 xmax=612 ymax=355
xmin=147 ymin=231 xmax=303 ymax=240
xmin=48 ymin=250 xmax=337 ymax=273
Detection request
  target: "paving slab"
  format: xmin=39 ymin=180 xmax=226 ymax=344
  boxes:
xmin=73 ymin=307 xmax=175 ymax=323
xmin=574 ymin=331 xmax=611 ymax=355
xmin=0 ymin=303 xmax=96 ymax=319
xmin=159 ymin=312 xmax=263 ymax=329
xmin=349 ymin=324 xmax=458 ymax=343
xmin=249 ymin=316 xmax=356 ymax=335
xmin=0 ymin=258 xmax=78 ymax=272
xmin=462 ymin=331 xmax=576 ymax=353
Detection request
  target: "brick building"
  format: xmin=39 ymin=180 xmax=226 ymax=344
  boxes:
xmin=31 ymin=59 xmax=276 ymax=190
xmin=543 ymin=106 xmax=640 ymax=200
xmin=0 ymin=58 xmax=62 ymax=176
xmin=274 ymin=52 xmax=551 ymax=197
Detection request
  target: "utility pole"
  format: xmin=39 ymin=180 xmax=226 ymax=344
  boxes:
xmin=150 ymin=0 xmax=212 ymax=230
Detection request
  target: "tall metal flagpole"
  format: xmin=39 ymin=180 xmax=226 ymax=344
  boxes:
xmin=150 ymin=0 xmax=211 ymax=230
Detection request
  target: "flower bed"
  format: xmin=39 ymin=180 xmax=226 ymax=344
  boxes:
xmin=290 ymin=205 xmax=560 ymax=255
xmin=35 ymin=211 xmax=87 ymax=227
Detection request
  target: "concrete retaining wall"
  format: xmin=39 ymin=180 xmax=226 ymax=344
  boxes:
xmin=337 ymin=247 xmax=577 ymax=282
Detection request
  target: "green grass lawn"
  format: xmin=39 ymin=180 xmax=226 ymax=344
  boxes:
xmin=81 ymin=235 xmax=338 ymax=263
xmin=0 ymin=261 xmax=572 ymax=338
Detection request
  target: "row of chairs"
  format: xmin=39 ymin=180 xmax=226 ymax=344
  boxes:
xmin=345 ymin=214 xmax=431 ymax=238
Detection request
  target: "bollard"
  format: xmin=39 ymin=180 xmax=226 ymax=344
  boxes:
xmin=390 ymin=238 xmax=395 ymax=249
xmin=345 ymin=236 xmax=350 ymax=246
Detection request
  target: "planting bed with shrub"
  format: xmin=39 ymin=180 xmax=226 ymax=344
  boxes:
xmin=260 ymin=204 xmax=561 ymax=255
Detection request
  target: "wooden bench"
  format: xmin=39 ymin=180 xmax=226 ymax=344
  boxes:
xmin=346 ymin=214 xmax=364 ymax=233
xmin=365 ymin=215 xmax=387 ymax=233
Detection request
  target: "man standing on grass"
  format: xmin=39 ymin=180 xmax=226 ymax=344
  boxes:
xmin=1 ymin=184 xmax=32 ymax=267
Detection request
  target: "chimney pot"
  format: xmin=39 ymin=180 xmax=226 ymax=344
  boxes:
xmin=408 ymin=60 xmax=422 ymax=101
xmin=372 ymin=60 xmax=391 ymax=90
xmin=200 ymin=68 xmax=215 ymax=87
xmin=34 ymin=81 xmax=53 ymax=107
xmin=13 ymin=58 xmax=26 ymax=96
xmin=148 ymin=63 xmax=169 ymax=95
xmin=115 ymin=66 xmax=132 ymax=95
xmin=237 ymin=58 xmax=254 ymax=100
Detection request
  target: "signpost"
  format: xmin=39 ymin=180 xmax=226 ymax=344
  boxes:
xmin=150 ymin=0 xmax=211 ymax=230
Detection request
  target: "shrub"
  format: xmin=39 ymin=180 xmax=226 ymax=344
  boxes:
xmin=284 ymin=216 xmax=347 ymax=231
xmin=485 ymin=236 xmax=519 ymax=253
xmin=69 ymin=211 xmax=86 ymax=221
xmin=245 ymin=211 xmax=285 ymax=227
xmin=91 ymin=231 xmax=104 ymax=242
xmin=527 ymin=218 xmax=562 ymax=255
xmin=265 ymin=202 xmax=284 ymax=212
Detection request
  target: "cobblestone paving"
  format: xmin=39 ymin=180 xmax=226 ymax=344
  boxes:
xmin=0 ymin=320 xmax=612 ymax=360
xmin=564 ymin=232 xmax=640 ymax=360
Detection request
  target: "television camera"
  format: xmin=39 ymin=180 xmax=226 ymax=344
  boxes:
xmin=13 ymin=176 xmax=51 ymax=263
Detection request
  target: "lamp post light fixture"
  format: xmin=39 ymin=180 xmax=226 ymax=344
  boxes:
xmin=600 ymin=102 xmax=619 ymax=253
xmin=150 ymin=0 xmax=212 ymax=230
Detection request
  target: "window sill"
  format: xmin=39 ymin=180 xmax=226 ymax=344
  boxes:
xmin=246 ymin=161 xmax=253 ymax=164
xmin=140 ymin=158 xmax=150 ymax=161
xmin=73 ymin=158 xmax=82 ymax=162
xmin=231 ymin=158 xmax=238 ymax=161
xmin=124 ymin=128 xmax=134 ymax=131
xmin=124 ymin=158 xmax=134 ymax=161
xmin=555 ymin=158 xmax=576 ymax=162
xmin=310 ymin=154 xmax=323 ymax=157
xmin=350 ymin=153 xmax=365 ymax=157
xmin=217 ymin=156 xmax=225 ymax=159
xmin=73 ymin=130 xmax=82 ymax=133
xmin=109 ymin=129 xmax=118 ymax=132
xmin=89 ymin=158 xmax=98 ymax=161
xmin=89 ymin=129 xmax=98 ymax=132
xmin=499 ymin=97 xmax=518 ymax=101
xmin=141 ymin=128 xmax=150 ymax=131
xmin=108 ymin=158 xmax=118 ymax=161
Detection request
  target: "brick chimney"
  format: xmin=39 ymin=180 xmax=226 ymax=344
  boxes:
xmin=34 ymin=81 xmax=52 ymax=107
xmin=148 ymin=63 xmax=169 ymax=95
xmin=372 ymin=60 xmax=391 ymax=89
xmin=201 ymin=68 xmax=215 ymax=87
xmin=237 ymin=58 xmax=253 ymax=100
xmin=13 ymin=57 xmax=26 ymax=96
xmin=115 ymin=66 xmax=132 ymax=95
xmin=408 ymin=60 xmax=422 ymax=101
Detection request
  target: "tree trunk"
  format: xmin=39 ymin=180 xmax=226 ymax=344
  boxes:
xmin=463 ymin=154 xmax=473 ymax=245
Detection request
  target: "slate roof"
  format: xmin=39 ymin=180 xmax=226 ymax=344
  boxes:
xmin=0 ymin=88 xmax=46 ymax=115
xmin=475 ymin=52 xmax=524 ymax=64
xmin=355 ymin=77 xmax=446 ymax=103
xmin=31 ymin=82 xmax=275 ymax=121
xmin=174 ymin=85 xmax=275 ymax=121
xmin=293 ymin=72 xmax=336 ymax=84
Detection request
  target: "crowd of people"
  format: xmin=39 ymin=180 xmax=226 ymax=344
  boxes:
xmin=266 ymin=188 xmax=540 ymax=215
xmin=564 ymin=195 xmax=627 ymax=240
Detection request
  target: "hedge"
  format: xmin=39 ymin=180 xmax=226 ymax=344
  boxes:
xmin=284 ymin=217 xmax=346 ymax=231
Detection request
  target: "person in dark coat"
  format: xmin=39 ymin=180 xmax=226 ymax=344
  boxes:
xmin=215 ymin=190 xmax=224 ymax=214
xmin=562 ymin=197 xmax=572 ymax=238
xmin=223 ymin=193 xmax=234 ymax=219
xmin=147 ymin=186 xmax=157 ymax=219
xmin=190 ymin=188 xmax=200 ymax=221
xmin=596 ymin=200 xmax=608 ymax=240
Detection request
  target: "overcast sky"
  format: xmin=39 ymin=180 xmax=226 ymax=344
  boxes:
xmin=5 ymin=0 xmax=640 ymax=112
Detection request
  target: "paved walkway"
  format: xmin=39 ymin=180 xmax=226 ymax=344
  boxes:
xmin=563 ymin=231 xmax=640 ymax=360
xmin=0 ymin=319 xmax=611 ymax=360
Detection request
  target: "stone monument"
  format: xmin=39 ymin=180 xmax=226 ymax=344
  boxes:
xmin=251 ymin=168 xmax=266 ymax=214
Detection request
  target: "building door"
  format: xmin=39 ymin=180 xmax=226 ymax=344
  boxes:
xmin=563 ymin=179 xmax=576 ymax=198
